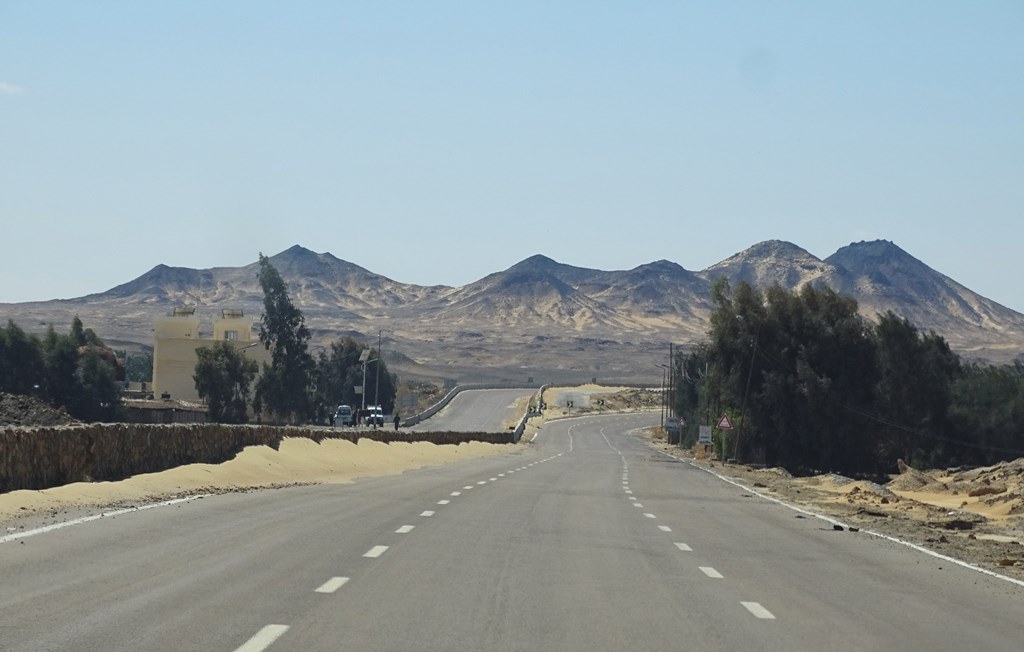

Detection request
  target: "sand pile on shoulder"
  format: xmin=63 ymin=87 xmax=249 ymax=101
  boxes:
xmin=0 ymin=438 xmax=512 ymax=524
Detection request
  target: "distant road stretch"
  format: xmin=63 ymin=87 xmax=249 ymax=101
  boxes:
xmin=408 ymin=388 xmax=535 ymax=432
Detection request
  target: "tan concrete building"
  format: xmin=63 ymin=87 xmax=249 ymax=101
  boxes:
xmin=152 ymin=307 xmax=271 ymax=401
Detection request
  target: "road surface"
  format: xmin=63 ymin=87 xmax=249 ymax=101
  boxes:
xmin=409 ymin=388 xmax=535 ymax=432
xmin=2 ymin=412 xmax=1023 ymax=650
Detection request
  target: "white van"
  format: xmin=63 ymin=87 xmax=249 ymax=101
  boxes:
xmin=334 ymin=405 xmax=354 ymax=426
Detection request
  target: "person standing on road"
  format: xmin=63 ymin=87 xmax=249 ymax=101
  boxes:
xmin=393 ymin=413 xmax=401 ymax=431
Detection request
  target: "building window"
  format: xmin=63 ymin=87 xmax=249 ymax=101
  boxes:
xmin=224 ymin=330 xmax=238 ymax=341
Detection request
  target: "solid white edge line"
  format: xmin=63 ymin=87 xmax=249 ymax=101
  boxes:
xmin=699 ymin=566 xmax=723 ymax=579
xmin=363 ymin=545 xmax=389 ymax=558
xmin=742 ymin=601 xmax=776 ymax=619
xmin=234 ymin=624 xmax=289 ymax=652
xmin=654 ymin=448 xmax=1024 ymax=589
xmin=315 ymin=576 xmax=350 ymax=594
xmin=1 ymin=494 xmax=214 ymax=544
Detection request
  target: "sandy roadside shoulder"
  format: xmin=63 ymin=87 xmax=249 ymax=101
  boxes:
xmin=641 ymin=433 xmax=1024 ymax=583
xmin=1 ymin=438 xmax=517 ymax=532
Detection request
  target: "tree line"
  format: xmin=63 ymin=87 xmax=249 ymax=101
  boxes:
xmin=193 ymin=254 xmax=397 ymax=424
xmin=0 ymin=316 xmax=123 ymax=422
xmin=674 ymin=279 xmax=1024 ymax=476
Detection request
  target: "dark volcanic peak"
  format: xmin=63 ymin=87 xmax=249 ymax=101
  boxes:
xmin=625 ymin=259 xmax=702 ymax=285
xmin=699 ymin=239 xmax=849 ymax=291
xmin=507 ymin=254 xmax=562 ymax=272
xmin=96 ymin=264 xmax=209 ymax=301
xmin=504 ymin=254 xmax=614 ymax=287
xmin=823 ymin=240 xmax=1013 ymax=328
xmin=827 ymin=240 xmax=948 ymax=299
xmin=267 ymin=246 xmax=381 ymax=282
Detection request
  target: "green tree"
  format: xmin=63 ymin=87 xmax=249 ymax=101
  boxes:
xmin=0 ymin=320 xmax=45 ymax=395
xmin=118 ymin=350 xmax=153 ymax=383
xmin=71 ymin=348 xmax=121 ymax=422
xmin=42 ymin=325 xmax=81 ymax=408
xmin=194 ymin=341 xmax=259 ymax=423
xmin=70 ymin=315 xmax=102 ymax=347
xmin=314 ymin=337 xmax=399 ymax=423
xmin=949 ymin=362 xmax=1024 ymax=465
xmin=699 ymin=279 xmax=878 ymax=473
xmin=874 ymin=312 xmax=961 ymax=467
xmin=253 ymin=253 xmax=315 ymax=423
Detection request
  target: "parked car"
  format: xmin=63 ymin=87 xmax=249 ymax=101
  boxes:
xmin=333 ymin=404 xmax=354 ymax=426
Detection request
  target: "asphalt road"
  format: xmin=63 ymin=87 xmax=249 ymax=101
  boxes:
xmin=3 ymin=412 xmax=1023 ymax=651
xmin=408 ymin=388 xmax=535 ymax=432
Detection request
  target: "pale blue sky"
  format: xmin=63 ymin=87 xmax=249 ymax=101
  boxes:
xmin=2 ymin=2 xmax=1022 ymax=310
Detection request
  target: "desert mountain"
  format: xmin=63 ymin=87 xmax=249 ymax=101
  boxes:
xmin=698 ymin=240 xmax=853 ymax=291
xmin=3 ymin=240 xmax=1021 ymax=382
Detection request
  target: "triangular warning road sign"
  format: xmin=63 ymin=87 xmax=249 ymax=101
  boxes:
xmin=716 ymin=414 xmax=734 ymax=430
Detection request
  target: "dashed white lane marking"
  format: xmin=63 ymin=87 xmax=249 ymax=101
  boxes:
xmin=742 ymin=602 xmax=776 ymax=619
xmin=700 ymin=567 xmax=723 ymax=579
xmin=437 ymin=500 xmax=451 ymax=505
xmin=658 ymin=525 xmax=672 ymax=532
xmin=498 ymin=473 xmax=505 ymax=477
xmin=463 ymin=486 xmax=474 ymax=490
xmin=625 ymin=490 xmax=633 ymax=494
xmin=421 ymin=511 xmax=435 ymax=517
xmin=315 ymin=577 xmax=350 ymax=594
xmin=396 ymin=525 xmax=415 ymax=534
xmin=629 ymin=497 xmax=638 ymax=501
xmin=632 ymin=503 xmax=643 ymax=508
xmin=364 ymin=545 xmax=389 ymax=558
xmin=675 ymin=543 xmax=693 ymax=551
xmin=644 ymin=513 xmax=657 ymax=519
xmin=489 ymin=477 xmax=498 ymax=481
xmin=234 ymin=624 xmax=289 ymax=652
xmin=450 ymin=491 xmax=462 ymax=496
xmin=477 ymin=481 xmax=487 ymax=485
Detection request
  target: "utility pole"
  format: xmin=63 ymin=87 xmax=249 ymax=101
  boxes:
xmin=373 ymin=329 xmax=382 ymax=409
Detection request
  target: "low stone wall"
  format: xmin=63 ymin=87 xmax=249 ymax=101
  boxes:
xmin=0 ymin=424 xmax=513 ymax=494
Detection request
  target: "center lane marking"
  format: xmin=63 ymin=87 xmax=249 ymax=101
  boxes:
xmin=699 ymin=567 xmax=723 ymax=579
xmin=234 ymin=624 xmax=289 ymax=652
xmin=437 ymin=499 xmax=451 ymax=505
xmin=674 ymin=543 xmax=693 ymax=551
xmin=315 ymin=577 xmax=350 ymax=594
xmin=364 ymin=545 xmax=389 ymax=558
xmin=396 ymin=525 xmax=415 ymax=534
xmin=421 ymin=510 xmax=435 ymax=517
xmin=741 ymin=601 xmax=776 ymax=619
